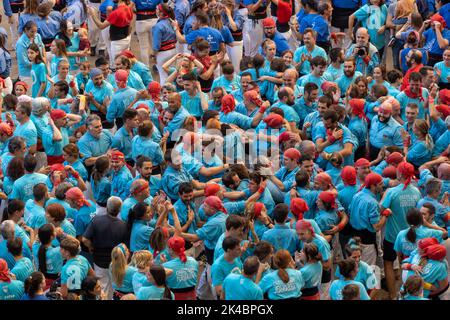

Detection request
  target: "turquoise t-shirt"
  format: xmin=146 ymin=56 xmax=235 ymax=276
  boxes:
xmin=0 ymin=280 xmax=24 ymax=300
xmin=223 ymin=273 xmax=263 ymax=300
xmin=381 ymin=184 xmax=422 ymax=243
xmin=335 ymin=261 xmax=378 ymax=290
xmin=61 ymin=255 xmax=91 ymax=290
xmin=434 ymin=61 xmax=450 ymax=83
xmin=259 ymin=268 xmax=305 ymax=300
xmin=394 ymin=225 xmax=443 ymax=258
xmin=32 ymin=243 xmax=63 ymax=275
xmin=163 ymin=257 xmax=199 ymax=289
xmin=211 ymin=254 xmax=243 ymax=287
xmin=329 ymin=279 xmax=371 ymax=300
xmin=132 ymin=270 xmax=153 ymax=294
xmin=300 ymin=262 xmax=322 ymax=289
xmin=31 ymin=62 xmax=47 ymax=98
xmin=10 ymin=257 xmax=34 ymax=282
xmin=136 ymin=285 xmax=174 ymax=300
xmin=111 ymin=266 xmax=137 ymax=293
xmin=353 ymin=4 xmax=388 ymax=50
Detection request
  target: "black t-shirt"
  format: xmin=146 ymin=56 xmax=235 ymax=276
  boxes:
xmin=83 ymin=214 xmax=128 ymax=268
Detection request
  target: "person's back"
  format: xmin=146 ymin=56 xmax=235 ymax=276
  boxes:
xmin=223 ymin=273 xmax=263 ymax=300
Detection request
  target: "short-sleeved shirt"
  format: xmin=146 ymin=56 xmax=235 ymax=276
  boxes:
xmin=223 ymin=273 xmax=263 ymax=300
xmin=329 ymin=279 xmax=371 ymax=300
xmin=259 ymin=268 xmax=304 ymax=300
xmin=163 ymin=257 xmax=199 ymax=289
xmin=196 ymin=212 xmax=227 ymax=250
xmin=61 ymin=255 xmax=91 ymax=290
xmin=211 ymin=254 xmax=243 ymax=287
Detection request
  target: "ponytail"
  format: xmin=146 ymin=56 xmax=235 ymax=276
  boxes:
xmin=111 ymin=245 xmax=128 ymax=288
xmin=163 ymin=284 xmax=173 ymax=300
xmin=37 ymin=224 xmax=55 ymax=274
xmin=406 ymin=208 xmax=423 ymax=244
xmin=273 ymin=250 xmax=291 ymax=284
xmin=425 ymin=133 xmax=434 ymax=151
xmin=149 ymin=265 xmax=172 ymax=300
xmin=24 ymin=272 xmax=45 ymax=298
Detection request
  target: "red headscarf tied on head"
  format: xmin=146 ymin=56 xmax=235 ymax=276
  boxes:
xmin=204 ymin=196 xmax=227 ymax=214
xmin=278 ymin=131 xmax=291 ymax=143
xmin=349 ymin=98 xmax=368 ymax=121
xmin=382 ymin=166 xmax=398 ymax=179
xmin=244 ymin=90 xmax=263 ymax=108
xmin=397 ymin=162 xmax=415 ymax=190
xmin=148 ymin=81 xmax=161 ymax=102
xmin=439 ymin=89 xmax=450 ymax=105
xmin=386 ymin=152 xmax=404 ymax=166
xmin=221 ymin=94 xmax=236 ymax=114
xmin=50 ymin=109 xmax=67 ymax=122
xmin=182 ymin=132 xmax=199 ymax=150
xmin=425 ymin=244 xmax=447 ymax=261
xmin=315 ymin=172 xmax=333 ymax=189
xmin=354 ymin=158 xmax=370 ymax=168
xmin=431 ymin=13 xmax=447 ymax=29
xmin=264 ymin=114 xmax=284 ymax=128
xmin=253 ymin=202 xmax=264 ymax=218
xmin=111 ymin=150 xmax=125 ymax=162
xmin=262 ymin=17 xmax=276 ymax=28
xmin=50 ymin=163 xmax=66 ymax=173
xmin=120 ymin=50 xmax=135 ymax=59
xmin=0 ymin=123 xmax=13 ymax=137
xmin=418 ymin=237 xmax=439 ymax=252
xmin=66 ymin=187 xmax=91 ymax=207
xmin=296 ymin=219 xmax=315 ymax=236
xmin=204 ymin=183 xmax=221 ymax=197
xmin=283 ymin=148 xmax=301 ymax=162
xmin=290 ymin=198 xmax=309 ymax=220
xmin=364 ymin=173 xmax=383 ymax=188
xmin=115 ymin=69 xmax=129 ymax=89
xmin=0 ymin=259 xmax=10 ymax=283
xmin=168 ymin=236 xmax=187 ymax=263
xmin=318 ymin=191 xmax=338 ymax=209
xmin=158 ymin=3 xmax=170 ymax=18
xmin=436 ymin=104 xmax=450 ymax=118
xmin=14 ymin=81 xmax=29 ymax=92
xmin=321 ymin=81 xmax=337 ymax=93
xmin=136 ymin=104 xmax=149 ymax=111
xmin=341 ymin=166 xmax=357 ymax=186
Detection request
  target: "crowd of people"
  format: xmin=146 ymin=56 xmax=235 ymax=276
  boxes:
xmin=0 ymin=0 xmax=449 ymax=301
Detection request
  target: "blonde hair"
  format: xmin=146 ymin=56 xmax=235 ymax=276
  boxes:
xmin=77 ymin=28 xmax=88 ymax=37
xmin=110 ymin=245 xmax=128 ymax=288
xmin=414 ymin=119 xmax=434 ymax=151
xmin=130 ymin=250 xmax=153 ymax=270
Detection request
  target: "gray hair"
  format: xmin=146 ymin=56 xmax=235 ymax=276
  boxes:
xmin=55 ymin=182 xmax=74 ymax=200
xmin=0 ymin=220 xmax=15 ymax=240
xmin=107 ymin=196 xmax=122 ymax=217
xmin=86 ymin=114 xmax=101 ymax=127
xmin=425 ymin=178 xmax=442 ymax=196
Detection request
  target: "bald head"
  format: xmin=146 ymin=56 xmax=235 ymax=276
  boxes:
xmin=168 ymin=92 xmax=181 ymax=113
xmin=131 ymin=178 xmax=150 ymax=199
xmin=438 ymin=163 xmax=450 ymax=180
xmin=299 ymin=140 xmax=316 ymax=157
xmin=356 ymin=27 xmax=369 ymax=46
xmin=283 ymin=69 xmax=299 ymax=88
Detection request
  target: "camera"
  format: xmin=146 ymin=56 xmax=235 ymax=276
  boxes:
xmin=356 ymin=46 xmax=367 ymax=56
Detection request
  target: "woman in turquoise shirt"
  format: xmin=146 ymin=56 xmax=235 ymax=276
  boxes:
xmin=128 ymin=202 xmax=157 ymax=252
xmin=90 ymin=156 xmax=112 ymax=208
xmin=403 ymin=119 xmax=434 ymax=168
xmin=329 ymin=258 xmax=371 ymax=300
xmin=32 ymin=224 xmax=63 ymax=290
xmin=110 ymin=243 xmax=137 ymax=300
xmin=131 ymin=250 xmax=154 ymax=294
xmin=136 ymin=265 xmax=174 ymax=300
xmin=162 ymin=236 xmax=199 ymax=300
xmin=335 ymin=237 xmax=378 ymax=293
xmin=299 ymin=243 xmax=323 ymax=300
xmin=258 ymin=249 xmax=304 ymax=300
xmin=394 ymin=208 xmax=444 ymax=262
xmin=149 ymin=227 xmax=171 ymax=265
xmin=16 ymin=21 xmax=45 ymax=83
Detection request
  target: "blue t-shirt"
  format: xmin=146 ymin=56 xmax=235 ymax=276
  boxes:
xmin=163 ymin=257 xmax=199 ymax=289
xmin=61 ymin=255 xmax=91 ymax=290
xmin=259 ymin=268 xmax=304 ymax=300
xmin=329 ymin=279 xmax=371 ymax=300
xmin=223 ymin=273 xmax=263 ymax=300
xmin=211 ymin=254 xmax=243 ymax=287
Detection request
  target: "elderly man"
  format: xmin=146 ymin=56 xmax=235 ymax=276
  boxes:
xmin=345 ymin=28 xmax=380 ymax=76
xmin=77 ymin=114 xmax=113 ymax=168
xmin=0 ymin=220 xmax=33 ymax=268
xmin=82 ymin=196 xmax=127 ymax=300
xmin=13 ymin=101 xmax=37 ymax=155
xmin=369 ymin=103 xmax=403 ymax=160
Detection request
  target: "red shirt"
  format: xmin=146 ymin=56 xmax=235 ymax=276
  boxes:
xmin=107 ymin=4 xmax=133 ymax=27
xmin=277 ymin=0 xmax=292 ymax=24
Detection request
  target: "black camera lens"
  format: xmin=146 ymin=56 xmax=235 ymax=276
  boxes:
xmin=357 ymin=48 xmax=366 ymax=56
